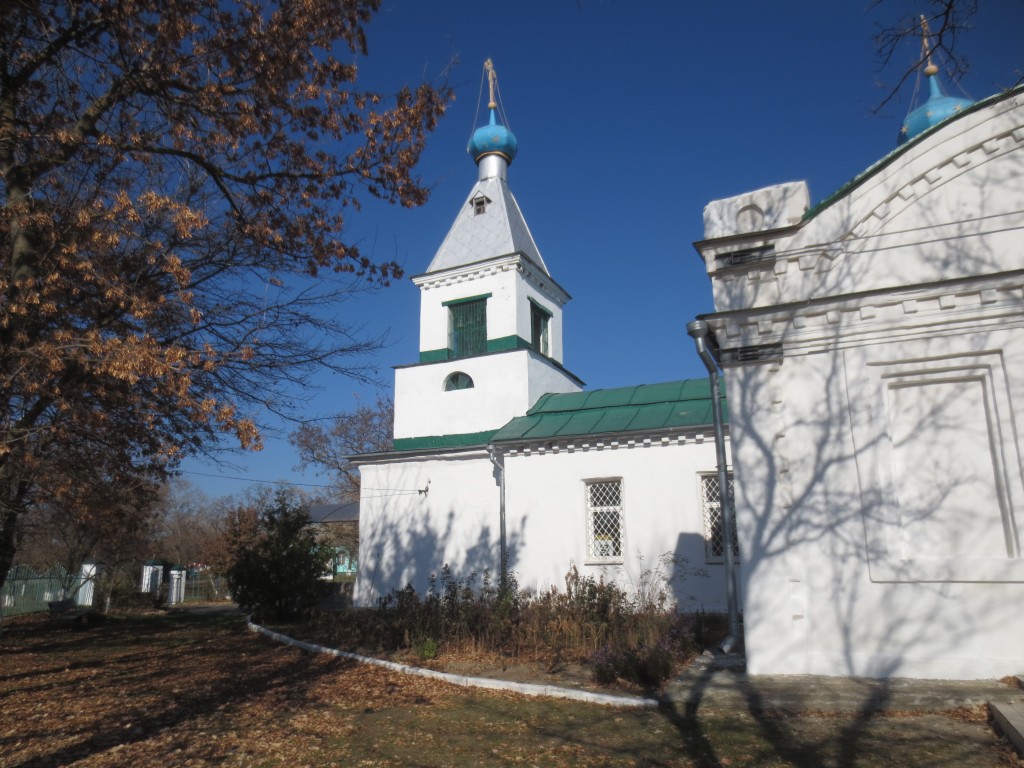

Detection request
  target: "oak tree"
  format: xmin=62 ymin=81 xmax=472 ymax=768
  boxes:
xmin=0 ymin=0 xmax=450 ymax=591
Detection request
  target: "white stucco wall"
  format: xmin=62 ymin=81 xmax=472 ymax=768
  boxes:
xmin=355 ymin=435 xmax=736 ymax=613
xmin=698 ymin=87 xmax=1024 ymax=679
xmin=393 ymin=350 xmax=582 ymax=440
xmin=727 ymin=327 xmax=1024 ymax=679
xmin=503 ymin=436 xmax=732 ymax=609
xmin=355 ymin=451 xmax=501 ymax=606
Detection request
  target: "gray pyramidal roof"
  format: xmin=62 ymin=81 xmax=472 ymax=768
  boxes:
xmin=425 ymin=175 xmax=550 ymax=274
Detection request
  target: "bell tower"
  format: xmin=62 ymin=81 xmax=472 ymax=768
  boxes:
xmin=392 ymin=60 xmax=583 ymax=449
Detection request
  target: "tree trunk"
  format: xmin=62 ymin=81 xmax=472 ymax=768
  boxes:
xmin=0 ymin=504 xmax=22 ymax=598
xmin=0 ymin=464 xmax=31 ymax=597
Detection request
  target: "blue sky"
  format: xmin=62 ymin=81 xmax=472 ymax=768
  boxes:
xmin=181 ymin=0 xmax=1024 ymax=498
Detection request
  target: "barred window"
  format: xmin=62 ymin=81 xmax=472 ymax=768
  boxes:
xmin=448 ymin=298 xmax=487 ymax=359
xmin=701 ymin=472 xmax=739 ymax=563
xmin=585 ymin=479 xmax=623 ymax=561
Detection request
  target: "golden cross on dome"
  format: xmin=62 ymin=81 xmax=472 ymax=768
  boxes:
xmin=919 ymin=15 xmax=939 ymax=77
xmin=484 ymin=58 xmax=498 ymax=110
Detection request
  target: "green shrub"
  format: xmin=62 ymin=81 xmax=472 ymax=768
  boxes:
xmin=226 ymin=493 xmax=332 ymax=624
xmin=415 ymin=636 xmax=438 ymax=660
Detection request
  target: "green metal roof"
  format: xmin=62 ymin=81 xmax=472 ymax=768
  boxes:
xmin=491 ymin=378 xmax=726 ymax=443
xmin=392 ymin=429 xmax=497 ymax=452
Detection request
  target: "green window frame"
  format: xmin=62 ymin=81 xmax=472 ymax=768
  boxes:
xmin=530 ymin=300 xmax=550 ymax=356
xmin=447 ymin=297 xmax=487 ymax=359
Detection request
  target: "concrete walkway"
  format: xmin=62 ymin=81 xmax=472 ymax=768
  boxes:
xmin=664 ymin=650 xmax=1023 ymax=715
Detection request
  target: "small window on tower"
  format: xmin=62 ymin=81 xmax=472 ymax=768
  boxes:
xmin=471 ymin=194 xmax=490 ymax=215
xmin=444 ymin=372 xmax=474 ymax=391
xmin=530 ymin=301 xmax=550 ymax=356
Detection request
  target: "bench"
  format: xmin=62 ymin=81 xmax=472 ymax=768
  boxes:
xmin=48 ymin=598 xmax=103 ymax=628
xmin=48 ymin=598 xmax=79 ymax=615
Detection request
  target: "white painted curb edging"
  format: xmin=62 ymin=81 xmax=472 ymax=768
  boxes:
xmin=248 ymin=619 xmax=659 ymax=709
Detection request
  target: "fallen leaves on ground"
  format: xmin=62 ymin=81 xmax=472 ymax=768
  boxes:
xmin=0 ymin=612 xmax=1017 ymax=767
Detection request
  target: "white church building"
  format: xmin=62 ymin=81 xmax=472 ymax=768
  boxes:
xmin=353 ymin=77 xmax=734 ymax=613
xmin=354 ymin=56 xmax=1024 ymax=679
xmin=695 ymin=65 xmax=1024 ymax=679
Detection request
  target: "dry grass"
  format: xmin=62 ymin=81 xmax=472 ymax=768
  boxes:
xmin=302 ymin=563 xmax=722 ymax=691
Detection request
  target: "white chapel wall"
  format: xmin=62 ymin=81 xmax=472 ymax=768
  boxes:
xmin=355 ymin=453 xmax=500 ymax=606
xmin=701 ymin=88 xmax=1024 ymax=679
xmin=503 ymin=438 xmax=733 ymax=610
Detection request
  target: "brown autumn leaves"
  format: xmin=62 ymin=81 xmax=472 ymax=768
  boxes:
xmin=0 ymin=0 xmax=450 ymax=584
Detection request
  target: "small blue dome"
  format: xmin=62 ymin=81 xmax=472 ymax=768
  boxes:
xmin=898 ymin=75 xmax=973 ymax=145
xmin=467 ymin=109 xmax=518 ymax=163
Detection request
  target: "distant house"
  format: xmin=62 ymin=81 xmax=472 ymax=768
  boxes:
xmin=695 ymin=72 xmax=1024 ymax=679
xmin=309 ymin=502 xmax=359 ymax=577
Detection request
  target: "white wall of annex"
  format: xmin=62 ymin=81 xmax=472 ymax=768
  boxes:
xmin=502 ymin=439 xmax=733 ymax=610
xmin=354 ymin=454 xmax=500 ymax=606
xmin=702 ymin=91 xmax=1024 ymax=680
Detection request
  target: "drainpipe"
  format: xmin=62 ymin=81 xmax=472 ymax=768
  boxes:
xmin=687 ymin=319 xmax=741 ymax=654
xmin=487 ymin=445 xmax=508 ymax=587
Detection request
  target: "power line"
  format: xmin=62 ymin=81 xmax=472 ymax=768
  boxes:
xmin=179 ymin=469 xmax=334 ymax=489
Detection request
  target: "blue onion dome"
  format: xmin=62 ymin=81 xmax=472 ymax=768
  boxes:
xmin=468 ymin=108 xmax=518 ymax=164
xmin=898 ymin=65 xmax=973 ymax=145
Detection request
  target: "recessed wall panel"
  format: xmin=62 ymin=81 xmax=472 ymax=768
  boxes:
xmin=888 ymin=377 xmax=1008 ymax=559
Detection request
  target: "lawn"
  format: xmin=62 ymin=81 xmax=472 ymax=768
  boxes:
xmin=0 ymin=611 xmax=1017 ymax=767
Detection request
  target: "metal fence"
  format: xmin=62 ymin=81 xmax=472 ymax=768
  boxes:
xmin=1 ymin=564 xmax=92 ymax=618
xmin=183 ymin=571 xmax=228 ymax=603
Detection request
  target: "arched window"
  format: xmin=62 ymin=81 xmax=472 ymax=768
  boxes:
xmin=444 ymin=371 xmax=474 ymax=391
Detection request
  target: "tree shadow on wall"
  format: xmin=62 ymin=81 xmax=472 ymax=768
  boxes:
xmin=673 ymin=126 xmax=1024 ymax=766
xmin=357 ymin=498 xmax=524 ymax=605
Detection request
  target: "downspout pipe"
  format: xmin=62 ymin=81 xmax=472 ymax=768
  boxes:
xmin=487 ymin=445 xmax=508 ymax=588
xmin=686 ymin=319 xmax=741 ymax=654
